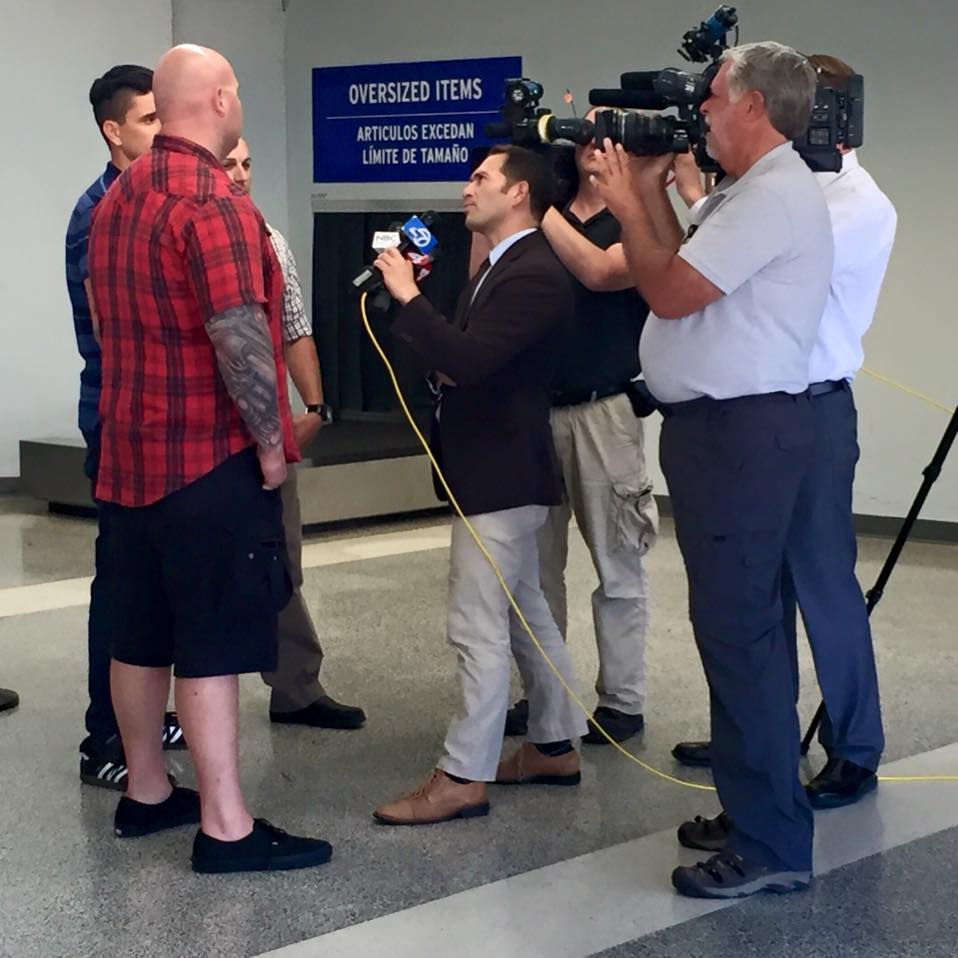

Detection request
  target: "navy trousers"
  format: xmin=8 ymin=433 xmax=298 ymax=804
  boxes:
xmin=81 ymin=427 xmax=119 ymax=753
xmin=782 ymin=383 xmax=884 ymax=769
xmin=661 ymin=391 xmax=815 ymax=871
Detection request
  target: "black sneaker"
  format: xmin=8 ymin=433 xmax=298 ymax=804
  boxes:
xmin=114 ymin=786 xmax=201 ymax=838
xmin=192 ymin=819 xmax=333 ymax=874
xmin=162 ymin=711 xmax=188 ymax=750
xmin=677 ymin=811 xmax=731 ymax=852
xmin=0 ymin=688 xmax=19 ymax=713
xmin=504 ymin=698 xmax=529 ymax=737
xmin=672 ymin=852 xmax=811 ymax=899
xmin=80 ymin=739 xmax=129 ymax=792
xmin=581 ymin=707 xmax=644 ymax=745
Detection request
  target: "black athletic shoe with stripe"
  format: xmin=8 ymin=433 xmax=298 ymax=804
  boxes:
xmin=80 ymin=739 xmax=129 ymax=792
xmin=80 ymin=713 xmax=186 ymax=791
xmin=162 ymin=711 xmax=187 ymax=751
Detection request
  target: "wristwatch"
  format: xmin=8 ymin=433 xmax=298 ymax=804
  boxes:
xmin=305 ymin=403 xmax=334 ymax=424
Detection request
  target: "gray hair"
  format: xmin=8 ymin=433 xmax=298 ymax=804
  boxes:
xmin=720 ymin=41 xmax=817 ymax=139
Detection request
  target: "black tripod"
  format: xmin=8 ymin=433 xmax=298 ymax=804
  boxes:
xmin=801 ymin=403 xmax=958 ymax=755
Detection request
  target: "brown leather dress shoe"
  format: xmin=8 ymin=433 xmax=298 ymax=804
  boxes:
xmin=496 ymin=743 xmax=581 ymax=786
xmin=373 ymin=769 xmax=489 ymax=826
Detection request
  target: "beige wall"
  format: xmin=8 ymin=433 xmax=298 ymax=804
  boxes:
xmin=0 ymin=0 xmax=172 ymax=476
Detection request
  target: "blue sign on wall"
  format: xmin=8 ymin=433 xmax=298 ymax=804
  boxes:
xmin=312 ymin=56 xmax=522 ymax=183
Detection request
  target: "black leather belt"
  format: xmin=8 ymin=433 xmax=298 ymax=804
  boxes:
xmin=808 ymin=379 xmax=849 ymax=397
xmin=552 ymin=383 xmax=627 ymax=408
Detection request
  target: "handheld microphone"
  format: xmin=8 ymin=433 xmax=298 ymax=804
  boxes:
xmin=353 ymin=212 xmax=440 ymax=308
xmin=352 ymin=211 xmax=440 ymax=294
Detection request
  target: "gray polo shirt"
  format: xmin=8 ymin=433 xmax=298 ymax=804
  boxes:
xmin=640 ymin=142 xmax=834 ymax=404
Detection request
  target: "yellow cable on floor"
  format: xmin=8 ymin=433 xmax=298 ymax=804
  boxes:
xmin=860 ymin=367 xmax=955 ymax=415
xmin=360 ymin=293 xmax=713 ymax=792
xmin=361 ymin=293 xmax=958 ymax=789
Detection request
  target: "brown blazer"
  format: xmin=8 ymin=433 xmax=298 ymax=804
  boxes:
xmin=391 ymin=230 xmax=574 ymax=516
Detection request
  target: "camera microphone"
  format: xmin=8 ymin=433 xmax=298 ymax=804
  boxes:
xmin=619 ymin=71 xmax=663 ymax=91
xmin=588 ymin=88 xmax=668 ymax=110
xmin=483 ymin=121 xmax=514 ymax=139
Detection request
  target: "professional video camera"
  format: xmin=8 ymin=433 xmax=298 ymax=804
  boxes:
xmin=482 ymin=79 xmax=594 ymax=148
xmin=483 ymin=7 xmax=739 ymax=171
xmin=591 ymin=7 xmax=865 ymax=173
xmin=485 ymin=6 xmax=863 ymax=175
xmin=798 ymin=73 xmax=864 ymax=172
xmin=586 ymin=5 xmax=739 ymax=171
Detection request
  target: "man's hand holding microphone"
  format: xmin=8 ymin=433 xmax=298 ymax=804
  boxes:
xmin=373 ymin=247 xmax=420 ymax=306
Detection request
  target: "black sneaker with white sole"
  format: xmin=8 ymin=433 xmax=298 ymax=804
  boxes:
xmin=672 ymin=852 xmax=811 ymax=899
xmin=114 ymin=786 xmax=201 ymax=838
xmin=192 ymin=819 xmax=333 ymax=874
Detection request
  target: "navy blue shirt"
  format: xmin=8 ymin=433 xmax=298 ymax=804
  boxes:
xmin=65 ymin=163 xmax=119 ymax=443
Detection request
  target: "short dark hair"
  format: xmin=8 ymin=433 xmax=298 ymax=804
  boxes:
xmin=806 ymin=54 xmax=856 ymax=91
xmin=89 ymin=64 xmax=154 ymax=136
xmin=488 ymin=145 xmax=554 ymax=221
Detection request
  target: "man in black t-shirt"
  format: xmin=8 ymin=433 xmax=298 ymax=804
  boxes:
xmin=505 ymin=117 xmax=658 ymax=744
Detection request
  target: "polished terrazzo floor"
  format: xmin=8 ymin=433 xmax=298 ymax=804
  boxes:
xmin=0 ymin=501 xmax=956 ymax=958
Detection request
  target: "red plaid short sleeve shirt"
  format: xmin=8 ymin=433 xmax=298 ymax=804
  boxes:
xmin=88 ymin=134 xmax=299 ymax=507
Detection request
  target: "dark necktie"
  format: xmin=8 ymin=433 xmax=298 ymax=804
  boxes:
xmin=460 ymin=257 xmax=491 ymax=328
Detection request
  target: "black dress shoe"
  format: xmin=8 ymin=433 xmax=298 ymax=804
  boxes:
xmin=0 ymin=688 xmax=19 ymax=714
xmin=581 ymin=707 xmax=644 ymax=745
xmin=672 ymin=740 xmax=712 ymax=768
xmin=270 ymin=695 xmax=366 ymax=730
xmin=504 ymin=698 xmax=529 ymax=737
xmin=677 ymin=811 xmax=730 ymax=851
xmin=805 ymin=757 xmax=877 ymax=809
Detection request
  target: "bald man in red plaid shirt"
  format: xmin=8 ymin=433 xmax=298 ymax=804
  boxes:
xmin=88 ymin=45 xmax=331 ymax=874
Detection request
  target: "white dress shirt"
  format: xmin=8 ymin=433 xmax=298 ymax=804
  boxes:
xmin=809 ymin=151 xmax=897 ymax=383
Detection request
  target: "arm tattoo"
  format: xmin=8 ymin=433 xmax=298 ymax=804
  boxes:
xmin=205 ymin=303 xmax=283 ymax=450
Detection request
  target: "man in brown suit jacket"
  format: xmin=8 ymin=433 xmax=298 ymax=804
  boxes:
xmin=371 ymin=146 xmax=588 ymax=825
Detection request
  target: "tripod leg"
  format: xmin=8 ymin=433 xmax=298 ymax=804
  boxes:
xmin=801 ymin=702 xmax=826 ymax=756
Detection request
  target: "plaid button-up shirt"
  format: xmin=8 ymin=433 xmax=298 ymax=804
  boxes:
xmin=88 ymin=134 xmax=298 ymax=507
xmin=65 ymin=162 xmax=119 ymax=443
xmin=267 ymin=225 xmax=312 ymax=343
